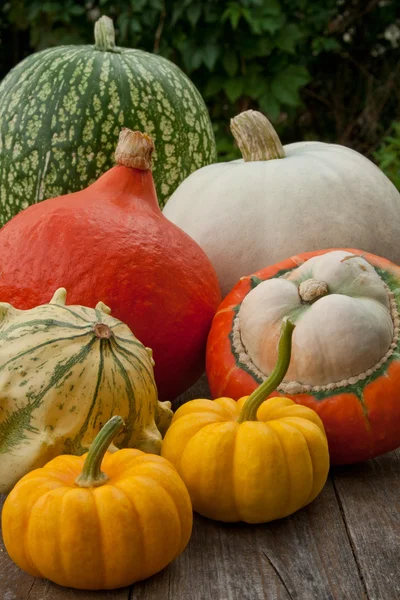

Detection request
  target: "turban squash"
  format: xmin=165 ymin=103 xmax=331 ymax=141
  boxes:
xmin=206 ymin=249 xmax=400 ymax=464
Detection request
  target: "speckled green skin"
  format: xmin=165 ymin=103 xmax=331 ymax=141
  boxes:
xmin=0 ymin=44 xmax=216 ymax=226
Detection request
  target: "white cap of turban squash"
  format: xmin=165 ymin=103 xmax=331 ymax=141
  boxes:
xmin=235 ymin=251 xmax=399 ymax=393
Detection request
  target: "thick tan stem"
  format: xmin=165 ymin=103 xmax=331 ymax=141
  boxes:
xmin=115 ymin=129 xmax=154 ymax=171
xmin=298 ymin=279 xmax=329 ymax=304
xmin=230 ymin=110 xmax=285 ymax=162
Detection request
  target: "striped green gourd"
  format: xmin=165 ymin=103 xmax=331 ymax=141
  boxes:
xmin=0 ymin=287 xmax=172 ymax=493
xmin=0 ymin=15 xmax=217 ymax=227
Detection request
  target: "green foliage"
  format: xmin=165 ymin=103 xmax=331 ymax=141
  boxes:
xmin=1 ymin=0 xmax=399 ymax=165
xmin=375 ymin=123 xmax=400 ymax=190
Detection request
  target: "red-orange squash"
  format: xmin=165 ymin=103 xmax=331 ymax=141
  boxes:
xmin=206 ymin=248 xmax=400 ymax=464
xmin=0 ymin=129 xmax=221 ymax=401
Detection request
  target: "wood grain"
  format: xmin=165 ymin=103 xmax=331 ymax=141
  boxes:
xmin=136 ymin=481 xmax=366 ymax=600
xmin=331 ymin=449 xmax=400 ymax=600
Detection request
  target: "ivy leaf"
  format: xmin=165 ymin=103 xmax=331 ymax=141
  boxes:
xmin=130 ymin=20 xmax=142 ymax=34
xmin=224 ymin=78 xmax=244 ymax=102
xmin=259 ymin=91 xmax=281 ymax=120
xmin=264 ymin=0 xmax=282 ymax=16
xmin=204 ymin=75 xmax=224 ymax=97
xmin=241 ymin=37 xmax=273 ymax=59
xmin=254 ymin=14 xmax=285 ymax=35
xmin=187 ymin=4 xmax=202 ymax=27
xmin=312 ymin=37 xmax=342 ymax=54
xmin=171 ymin=5 xmax=186 ymax=25
xmin=182 ymin=45 xmax=203 ymax=72
xmin=245 ymin=74 xmax=268 ymax=99
xmin=275 ymin=23 xmax=303 ymax=53
xmin=271 ymin=65 xmax=310 ymax=106
xmin=202 ymin=44 xmax=220 ymax=71
xmin=222 ymin=50 xmax=239 ymax=77
xmin=222 ymin=3 xmax=243 ymax=30
xmin=131 ymin=0 xmax=147 ymax=11
xmin=149 ymin=0 xmax=164 ymax=10
xmin=69 ymin=5 xmax=85 ymax=15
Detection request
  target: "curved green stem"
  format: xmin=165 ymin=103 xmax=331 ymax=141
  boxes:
xmin=75 ymin=416 xmax=124 ymax=488
xmin=94 ymin=16 xmax=116 ymax=51
xmin=230 ymin=110 xmax=285 ymax=161
xmin=237 ymin=318 xmax=295 ymax=423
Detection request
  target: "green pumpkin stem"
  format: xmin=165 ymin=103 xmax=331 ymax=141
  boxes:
xmin=237 ymin=318 xmax=295 ymax=423
xmin=94 ymin=16 xmax=116 ymax=51
xmin=230 ymin=110 xmax=285 ymax=162
xmin=75 ymin=416 xmax=124 ymax=488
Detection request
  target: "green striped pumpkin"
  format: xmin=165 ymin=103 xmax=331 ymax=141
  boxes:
xmin=0 ymin=16 xmax=216 ymax=226
xmin=0 ymin=288 xmax=172 ymax=493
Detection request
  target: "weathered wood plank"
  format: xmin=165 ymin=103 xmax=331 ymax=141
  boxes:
xmin=331 ymin=449 xmax=400 ymax=600
xmin=1 ymin=478 xmax=366 ymax=600
xmin=132 ymin=477 xmax=366 ymax=600
xmin=131 ymin=514 xmax=291 ymax=600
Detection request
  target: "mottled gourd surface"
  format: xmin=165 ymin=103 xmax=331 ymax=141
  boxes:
xmin=0 ymin=288 xmax=172 ymax=493
xmin=0 ymin=34 xmax=216 ymax=225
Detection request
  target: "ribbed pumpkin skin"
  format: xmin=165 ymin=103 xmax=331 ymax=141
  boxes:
xmin=0 ymin=43 xmax=216 ymax=226
xmin=161 ymin=396 xmax=329 ymax=523
xmin=206 ymin=248 xmax=400 ymax=464
xmin=0 ymin=290 xmax=172 ymax=493
xmin=2 ymin=450 xmax=192 ymax=589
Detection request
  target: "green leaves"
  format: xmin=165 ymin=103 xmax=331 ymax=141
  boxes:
xmin=275 ymin=24 xmax=303 ymax=53
xmin=4 ymin=0 xmax=396 ymax=166
xmin=222 ymin=50 xmax=239 ymax=77
xmin=187 ymin=3 xmax=202 ymax=27
xmin=224 ymin=79 xmax=244 ymax=102
xmin=271 ymin=66 xmax=310 ymax=107
xmin=375 ymin=122 xmax=400 ymax=190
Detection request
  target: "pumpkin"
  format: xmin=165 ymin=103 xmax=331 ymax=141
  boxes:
xmin=162 ymin=319 xmax=329 ymax=523
xmin=0 ymin=15 xmax=216 ymax=227
xmin=163 ymin=110 xmax=400 ymax=297
xmin=0 ymin=287 xmax=173 ymax=494
xmin=206 ymin=248 xmax=400 ymax=465
xmin=0 ymin=129 xmax=221 ymax=401
xmin=2 ymin=416 xmax=193 ymax=590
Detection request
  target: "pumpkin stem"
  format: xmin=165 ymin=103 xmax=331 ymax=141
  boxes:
xmin=298 ymin=279 xmax=329 ymax=304
xmin=75 ymin=416 xmax=125 ymax=488
xmin=230 ymin=110 xmax=285 ymax=162
xmin=237 ymin=318 xmax=295 ymax=423
xmin=94 ymin=16 xmax=116 ymax=51
xmin=115 ymin=128 xmax=154 ymax=171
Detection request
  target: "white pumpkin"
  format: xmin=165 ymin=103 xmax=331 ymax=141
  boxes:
xmin=163 ymin=110 xmax=400 ymax=297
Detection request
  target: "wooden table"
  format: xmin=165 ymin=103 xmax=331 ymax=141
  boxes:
xmin=1 ymin=375 xmax=399 ymax=600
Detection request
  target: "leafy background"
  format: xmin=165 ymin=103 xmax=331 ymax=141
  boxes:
xmin=1 ymin=0 xmax=399 ymax=187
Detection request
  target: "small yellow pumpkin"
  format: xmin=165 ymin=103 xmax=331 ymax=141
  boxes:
xmin=161 ymin=318 xmax=329 ymax=523
xmin=2 ymin=416 xmax=193 ymax=590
